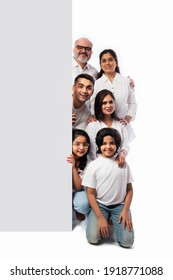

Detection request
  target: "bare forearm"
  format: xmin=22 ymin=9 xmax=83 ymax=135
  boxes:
xmin=119 ymin=183 xmax=133 ymax=231
xmin=123 ymin=183 xmax=133 ymax=211
xmin=87 ymin=188 xmax=110 ymax=237
xmin=87 ymin=190 xmax=104 ymax=219
xmin=89 ymin=196 xmax=103 ymax=219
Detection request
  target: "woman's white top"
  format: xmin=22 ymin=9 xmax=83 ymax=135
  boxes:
xmin=85 ymin=119 xmax=134 ymax=160
xmin=90 ymin=73 xmax=137 ymax=120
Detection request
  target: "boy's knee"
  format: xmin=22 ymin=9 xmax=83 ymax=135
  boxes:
xmin=86 ymin=234 xmax=99 ymax=244
xmin=119 ymin=235 xmax=134 ymax=248
xmin=86 ymin=230 xmax=100 ymax=244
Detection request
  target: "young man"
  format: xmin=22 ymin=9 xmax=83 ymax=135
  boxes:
xmin=72 ymin=73 xmax=95 ymax=130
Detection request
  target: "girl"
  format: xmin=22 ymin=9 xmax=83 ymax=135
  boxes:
xmin=86 ymin=89 xmax=135 ymax=167
xmin=67 ymin=129 xmax=90 ymax=221
xmin=82 ymin=128 xmax=134 ymax=247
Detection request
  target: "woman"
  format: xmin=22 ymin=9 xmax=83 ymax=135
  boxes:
xmin=86 ymin=90 xmax=134 ymax=167
xmin=89 ymin=49 xmax=137 ymax=125
xmin=67 ymin=129 xmax=91 ymax=221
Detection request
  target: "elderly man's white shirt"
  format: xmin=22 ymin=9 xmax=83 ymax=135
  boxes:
xmin=72 ymin=57 xmax=98 ymax=82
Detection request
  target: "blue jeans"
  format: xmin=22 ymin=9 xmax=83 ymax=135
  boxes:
xmin=86 ymin=203 xmax=134 ymax=248
xmin=73 ymin=190 xmax=90 ymax=215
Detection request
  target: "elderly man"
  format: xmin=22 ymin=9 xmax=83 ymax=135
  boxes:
xmin=72 ymin=37 xmax=98 ymax=81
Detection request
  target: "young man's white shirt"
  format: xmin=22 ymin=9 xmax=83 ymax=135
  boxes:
xmin=72 ymin=102 xmax=91 ymax=130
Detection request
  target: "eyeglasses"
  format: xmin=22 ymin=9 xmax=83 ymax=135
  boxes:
xmin=75 ymin=45 xmax=92 ymax=52
xmin=73 ymin=142 xmax=89 ymax=148
xmin=102 ymin=100 xmax=114 ymax=105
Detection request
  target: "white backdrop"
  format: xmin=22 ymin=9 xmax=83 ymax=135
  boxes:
xmin=72 ymin=0 xmax=173 ymax=261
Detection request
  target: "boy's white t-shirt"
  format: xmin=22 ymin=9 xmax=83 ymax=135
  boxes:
xmin=82 ymin=155 xmax=133 ymax=206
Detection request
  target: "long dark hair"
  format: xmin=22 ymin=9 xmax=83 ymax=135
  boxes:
xmin=94 ymin=89 xmax=119 ymax=121
xmin=97 ymin=49 xmax=120 ymax=79
xmin=72 ymin=129 xmax=90 ymax=170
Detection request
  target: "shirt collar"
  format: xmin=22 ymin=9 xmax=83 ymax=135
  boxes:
xmin=72 ymin=57 xmax=89 ymax=70
xmin=102 ymin=73 xmax=120 ymax=82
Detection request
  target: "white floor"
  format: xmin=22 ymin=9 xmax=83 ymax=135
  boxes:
xmin=70 ymin=203 xmax=172 ymax=263
xmin=0 ymin=212 xmax=172 ymax=280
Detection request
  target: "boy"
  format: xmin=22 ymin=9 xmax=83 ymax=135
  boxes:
xmin=82 ymin=127 xmax=134 ymax=247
